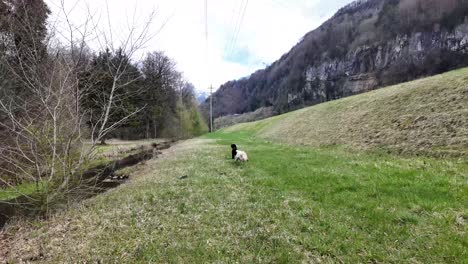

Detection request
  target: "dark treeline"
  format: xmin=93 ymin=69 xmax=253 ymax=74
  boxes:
xmin=80 ymin=49 xmax=207 ymax=142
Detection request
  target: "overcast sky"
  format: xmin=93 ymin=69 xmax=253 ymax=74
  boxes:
xmin=45 ymin=0 xmax=354 ymax=92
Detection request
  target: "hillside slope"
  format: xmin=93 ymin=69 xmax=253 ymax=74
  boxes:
xmin=204 ymin=0 xmax=468 ymax=118
xmin=224 ymin=67 xmax=468 ymax=156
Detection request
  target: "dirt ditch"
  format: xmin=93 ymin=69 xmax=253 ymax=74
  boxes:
xmin=0 ymin=140 xmax=175 ymax=229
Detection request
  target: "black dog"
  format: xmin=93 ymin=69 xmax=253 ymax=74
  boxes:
xmin=231 ymin=144 xmax=237 ymax=159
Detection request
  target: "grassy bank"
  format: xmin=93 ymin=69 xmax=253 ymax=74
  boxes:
xmin=0 ymin=139 xmax=165 ymax=201
xmin=224 ymin=68 xmax=468 ymax=156
xmin=2 ymin=131 xmax=466 ymax=263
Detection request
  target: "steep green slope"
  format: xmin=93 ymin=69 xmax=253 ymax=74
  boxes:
xmin=224 ymin=68 xmax=468 ymax=156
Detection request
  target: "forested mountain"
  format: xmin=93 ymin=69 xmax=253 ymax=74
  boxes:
xmin=204 ymin=0 xmax=468 ymax=119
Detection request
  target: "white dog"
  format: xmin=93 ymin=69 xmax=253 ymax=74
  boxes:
xmin=235 ymin=150 xmax=248 ymax=162
xmin=231 ymin=144 xmax=248 ymax=162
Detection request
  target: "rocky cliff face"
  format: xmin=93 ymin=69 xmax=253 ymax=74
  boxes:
xmin=302 ymin=21 xmax=468 ymax=104
xmin=204 ymin=0 xmax=468 ymax=118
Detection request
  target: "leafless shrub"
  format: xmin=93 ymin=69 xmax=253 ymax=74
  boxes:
xmin=0 ymin=0 xmax=158 ymax=214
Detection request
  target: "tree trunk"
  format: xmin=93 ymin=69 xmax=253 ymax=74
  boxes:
xmin=146 ymin=118 xmax=150 ymax=139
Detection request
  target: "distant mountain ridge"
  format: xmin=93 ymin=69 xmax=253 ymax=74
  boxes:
xmin=337 ymin=0 xmax=373 ymax=15
xmin=203 ymin=0 xmax=468 ymax=119
xmin=196 ymin=90 xmax=210 ymax=104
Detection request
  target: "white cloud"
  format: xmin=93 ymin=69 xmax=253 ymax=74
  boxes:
xmin=45 ymin=0 xmax=353 ymax=92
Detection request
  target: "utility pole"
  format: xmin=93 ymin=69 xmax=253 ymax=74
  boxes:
xmin=210 ymin=85 xmax=213 ymax=132
xmin=205 ymin=0 xmax=213 ymax=133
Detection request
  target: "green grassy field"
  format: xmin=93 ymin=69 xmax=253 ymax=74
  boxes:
xmin=2 ymin=69 xmax=467 ymax=262
xmin=3 ymin=132 xmax=466 ymax=263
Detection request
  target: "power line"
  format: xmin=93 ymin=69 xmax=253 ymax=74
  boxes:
xmin=227 ymin=0 xmax=245 ymax=54
xmin=231 ymin=0 xmax=249 ymax=55
xmin=205 ymin=0 xmax=208 ymax=49
xmin=223 ymin=0 xmax=240 ymax=55
xmin=226 ymin=0 xmax=249 ymax=57
xmin=206 ymin=0 xmax=249 ymax=132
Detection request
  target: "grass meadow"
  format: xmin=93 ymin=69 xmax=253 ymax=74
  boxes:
xmin=2 ymin=130 xmax=466 ymax=263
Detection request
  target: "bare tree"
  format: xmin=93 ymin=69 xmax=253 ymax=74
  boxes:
xmin=0 ymin=0 xmax=159 ymax=212
xmin=76 ymin=0 xmax=162 ymax=145
xmin=140 ymin=51 xmax=180 ymax=139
